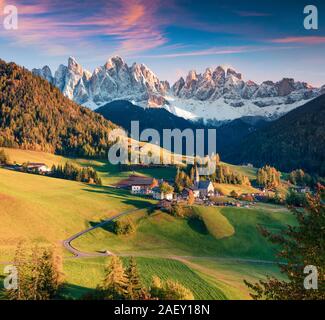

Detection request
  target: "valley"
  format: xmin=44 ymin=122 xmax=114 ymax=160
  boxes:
xmin=0 ymin=147 xmax=294 ymax=300
xmin=0 ymin=54 xmax=323 ymax=302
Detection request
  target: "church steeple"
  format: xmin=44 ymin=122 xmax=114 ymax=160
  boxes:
xmin=195 ymin=166 xmax=200 ymax=185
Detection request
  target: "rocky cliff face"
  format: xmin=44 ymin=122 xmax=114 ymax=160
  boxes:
xmin=172 ymin=66 xmax=319 ymax=106
xmin=32 ymin=56 xmax=169 ymax=107
xmin=33 ymin=58 xmax=322 ymax=121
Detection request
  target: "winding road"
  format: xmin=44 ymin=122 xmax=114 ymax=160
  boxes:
xmin=63 ymin=208 xmax=143 ymax=258
xmin=62 ymin=207 xmax=282 ymax=266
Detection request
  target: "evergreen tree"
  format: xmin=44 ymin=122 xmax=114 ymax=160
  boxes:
xmin=5 ymin=244 xmax=62 ymax=300
xmin=125 ymin=257 xmax=147 ymax=300
xmin=101 ymin=256 xmax=129 ymax=300
xmin=30 ymin=248 xmax=62 ymax=300
xmin=245 ymin=190 xmax=325 ymax=299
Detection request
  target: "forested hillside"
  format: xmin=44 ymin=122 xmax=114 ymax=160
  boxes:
xmin=224 ymin=95 xmax=325 ymax=176
xmin=0 ymin=59 xmax=117 ymax=158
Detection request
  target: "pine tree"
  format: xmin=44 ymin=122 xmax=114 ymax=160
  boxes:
xmin=5 ymin=242 xmax=29 ymax=300
xmin=101 ymin=256 xmax=129 ymax=300
xmin=30 ymin=248 xmax=62 ymax=300
xmin=5 ymin=244 xmax=62 ymax=300
xmin=125 ymin=257 xmax=147 ymax=300
xmin=245 ymin=190 xmax=325 ymax=299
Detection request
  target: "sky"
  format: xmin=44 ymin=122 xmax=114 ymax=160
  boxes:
xmin=0 ymin=0 xmax=324 ymax=86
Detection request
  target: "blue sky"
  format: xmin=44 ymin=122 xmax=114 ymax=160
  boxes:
xmin=0 ymin=0 xmax=324 ymax=85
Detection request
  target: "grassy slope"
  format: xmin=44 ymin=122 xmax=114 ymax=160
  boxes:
xmin=0 ymin=168 xmax=156 ymax=260
xmin=214 ymin=183 xmax=260 ymax=196
xmin=222 ymin=162 xmax=257 ymax=180
xmin=62 ymin=257 xmax=226 ymax=300
xmin=3 ymin=148 xmax=256 ymax=186
xmin=73 ymin=206 xmax=294 ymax=261
xmin=2 ymin=147 xmax=177 ymax=185
xmin=193 ymin=206 xmax=235 ymax=239
xmin=70 ymin=206 xmax=293 ymax=299
xmin=0 ymin=148 xmax=292 ymax=300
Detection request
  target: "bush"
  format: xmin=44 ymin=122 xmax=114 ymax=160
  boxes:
xmin=286 ymin=189 xmax=308 ymax=207
xmin=0 ymin=149 xmax=9 ymax=165
xmin=113 ymin=219 xmax=136 ymax=235
xmin=230 ymin=190 xmax=239 ymax=199
xmin=166 ymin=204 xmax=191 ymax=218
xmin=150 ymin=276 xmax=194 ymax=300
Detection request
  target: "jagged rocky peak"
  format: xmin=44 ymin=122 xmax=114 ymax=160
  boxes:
xmin=68 ymin=56 xmax=83 ymax=75
xmin=276 ymin=78 xmax=296 ymax=96
xmin=32 ymin=65 xmax=54 ymax=84
xmin=172 ymin=64 xmax=320 ymax=107
xmin=104 ymin=55 xmax=125 ymax=69
xmin=31 ymin=58 xmax=322 ymax=121
xmin=226 ymin=67 xmax=242 ymax=80
xmin=203 ymin=67 xmax=213 ymax=79
xmin=172 ymin=77 xmax=185 ymax=96
xmin=186 ymin=70 xmax=198 ymax=82
xmin=32 ymin=55 xmax=170 ymax=107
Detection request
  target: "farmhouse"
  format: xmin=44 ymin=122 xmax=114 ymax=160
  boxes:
xmin=152 ymin=187 xmax=173 ymax=201
xmin=25 ymin=163 xmax=51 ymax=174
xmin=116 ymin=175 xmax=155 ymax=195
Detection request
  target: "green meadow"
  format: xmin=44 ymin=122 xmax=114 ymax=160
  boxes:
xmin=0 ymin=148 xmax=295 ymax=300
xmin=72 ymin=206 xmax=294 ymax=261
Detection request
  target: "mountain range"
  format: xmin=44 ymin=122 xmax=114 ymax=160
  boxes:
xmin=1 ymin=58 xmax=324 ymax=176
xmin=32 ymin=56 xmax=325 ymax=122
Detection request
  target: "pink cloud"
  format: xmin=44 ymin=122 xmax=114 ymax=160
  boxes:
xmin=1 ymin=0 xmax=170 ymax=56
xmin=271 ymin=37 xmax=325 ymax=45
xmin=0 ymin=0 xmax=5 ymax=14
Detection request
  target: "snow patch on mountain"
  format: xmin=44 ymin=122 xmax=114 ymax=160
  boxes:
xmin=32 ymin=57 xmax=323 ymax=122
xmin=164 ymin=96 xmax=312 ymax=121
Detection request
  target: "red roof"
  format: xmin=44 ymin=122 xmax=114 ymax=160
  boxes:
xmin=116 ymin=175 xmax=154 ymax=188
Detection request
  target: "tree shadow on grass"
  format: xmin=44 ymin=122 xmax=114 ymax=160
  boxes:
xmin=187 ymin=217 xmax=209 ymax=235
xmin=59 ymin=283 xmax=100 ymax=300
xmin=82 ymin=184 xmax=155 ymax=210
xmin=0 ymin=275 xmax=102 ymax=301
xmin=89 ymin=220 xmax=116 ymax=233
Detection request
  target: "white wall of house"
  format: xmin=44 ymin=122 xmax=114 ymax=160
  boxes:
xmin=165 ymin=193 xmax=173 ymax=201
xmin=131 ymin=185 xmax=142 ymax=194
xmin=153 ymin=191 xmax=173 ymax=201
xmin=38 ymin=166 xmax=51 ymax=173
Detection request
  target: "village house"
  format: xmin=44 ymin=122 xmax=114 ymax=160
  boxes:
xmin=152 ymin=187 xmax=173 ymax=201
xmin=25 ymin=163 xmax=51 ymax=174
xmin=116 ymin=175 xmax=155 ymax=195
